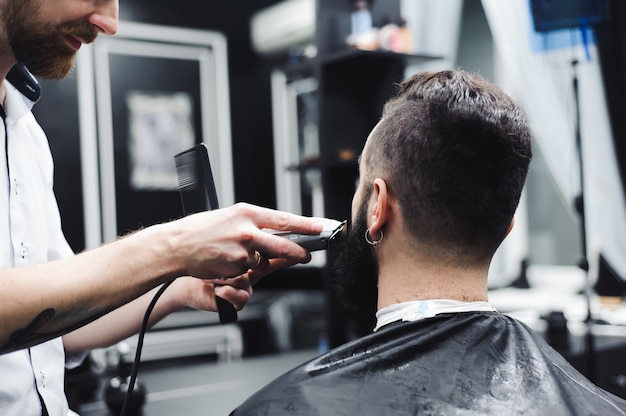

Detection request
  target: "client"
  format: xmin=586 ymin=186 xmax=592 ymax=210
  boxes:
xmin=231 ymin=70 xmax=626 ymax=415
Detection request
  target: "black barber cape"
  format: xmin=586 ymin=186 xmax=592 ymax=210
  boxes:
xmin=231 ymin=312 xmax=626 ymax=415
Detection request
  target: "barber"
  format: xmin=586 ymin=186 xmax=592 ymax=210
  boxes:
xmin=0 ymin=0 xmax=322 ymax=415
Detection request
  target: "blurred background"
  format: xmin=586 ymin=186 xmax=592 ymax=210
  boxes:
xmin=29 ymin=0 xmax=626 ymax=414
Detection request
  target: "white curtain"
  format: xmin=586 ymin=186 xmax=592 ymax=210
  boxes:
xmin=482 ymin=0 xmax=626 ymax=283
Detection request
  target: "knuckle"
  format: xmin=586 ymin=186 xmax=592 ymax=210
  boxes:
xmin=275 ymin=212 xmax=290 ymax=230
xmin=238 ymin=227 xmax=255 ymax=244
xmin=233 ymin=202 xmax=254 ymax=217
xmin=224 ymin=246 xmax=248 ymax=266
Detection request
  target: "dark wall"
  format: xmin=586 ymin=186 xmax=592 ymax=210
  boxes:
xmin=35 ymin=1 xmax=286 ymax=252
xmin=120 ymin=1 xmax=286 ymax=207
xmin=35 ymin=77 xmax=83 ymax=251
xmin=598 ymin=0 xmax=626 ymax=200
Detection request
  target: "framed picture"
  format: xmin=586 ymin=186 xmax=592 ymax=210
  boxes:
xmin=77 ymin=22 xmax=233 ymax=245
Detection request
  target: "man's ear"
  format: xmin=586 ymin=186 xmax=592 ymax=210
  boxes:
xmin=504 ymin=218 xmax=515 ymax=238
xmin=368 ymin=178 xmax=388 ymax=237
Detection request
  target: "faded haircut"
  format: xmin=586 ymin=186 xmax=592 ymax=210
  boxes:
xmin=365 ymin=70 xmax=532 ymax=264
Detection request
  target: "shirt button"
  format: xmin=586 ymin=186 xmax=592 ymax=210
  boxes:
xmin=20 ymin=243 xmax=27 ymax=259
xmin=40 ymin=371 xmax=47 ymax=389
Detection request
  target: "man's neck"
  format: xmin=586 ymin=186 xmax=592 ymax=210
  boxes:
xmin=0 ymin=58 xmax=13 ymax=107
xmin=0 ymin=15 xmax=19 ymax=104
xmin=0 ymin=46 xmax=17 ymax=107
xmin=375 ymin=239 xmax=490 ymax=310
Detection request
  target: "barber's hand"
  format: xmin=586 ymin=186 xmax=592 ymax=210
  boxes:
xmin=165 ymin=232 xmax=315 ymax=314
xmin=165 ymin=202 xmax=323 ymax=281
xmin=209 ymin=254 xmax=307 ymax=309
xmin=171 ymin=255 xmax=308 ymax=313
xmin=165 ymin=274 xmax=253 ymax=313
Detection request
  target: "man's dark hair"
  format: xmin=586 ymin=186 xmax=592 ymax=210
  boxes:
xmin=367 ymin=70 xmax=532 ymax=264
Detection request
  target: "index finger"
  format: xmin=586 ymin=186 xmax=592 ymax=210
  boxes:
xmin=245 ymin=204 xmax=324 ymax=234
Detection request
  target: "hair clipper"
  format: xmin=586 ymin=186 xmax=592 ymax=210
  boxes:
xmin=269 ymin=218 xmax=347 ymax=251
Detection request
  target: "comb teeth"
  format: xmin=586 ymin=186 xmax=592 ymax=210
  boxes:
xmin=175 ymin=153 xmax=201 ymax=189
xmin=174 ymin=144 xmax=219 ymax=215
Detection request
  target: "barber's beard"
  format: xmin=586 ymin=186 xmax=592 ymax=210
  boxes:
xmin=2 ymin=0 xmax=97 ymax=79
xmin=332 ymin=200 xmax=379 ymax=316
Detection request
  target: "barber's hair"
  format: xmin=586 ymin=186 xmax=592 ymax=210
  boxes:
xmin=367 ymin=70 xmax=532 ymax=263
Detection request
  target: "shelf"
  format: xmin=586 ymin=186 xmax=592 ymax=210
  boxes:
xmin=279 ymin=49 xmax=442 ymax=80
xmin=319 ymin=48 xmax=443 ymax=67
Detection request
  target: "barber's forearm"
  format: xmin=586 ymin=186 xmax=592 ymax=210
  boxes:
xmin=0 ymin=204 xmax=321 ymax=354
xmin=0 ymin=224 xmax=179 ymax=354
xmin=62 ymin=284 xmax=178 ymax=354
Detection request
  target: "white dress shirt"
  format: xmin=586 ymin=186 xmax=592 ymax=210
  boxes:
xmin=0 ymin=79 xmax=76 ymax=415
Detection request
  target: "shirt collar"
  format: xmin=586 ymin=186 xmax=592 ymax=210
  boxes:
xmin=3 ymin=79 xmax=36 ymax=128
xmin=374 ymin=299 xmax=497 ymax=332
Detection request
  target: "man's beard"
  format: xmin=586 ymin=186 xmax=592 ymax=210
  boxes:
xmin=2 ymin=0 xmax=97 ymax=79
xmin=332 ymin=199 xmax=379 ymax=316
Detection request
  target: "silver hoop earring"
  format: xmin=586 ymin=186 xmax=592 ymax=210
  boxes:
xmin=365 ymin=228 xmax=384 ymax=246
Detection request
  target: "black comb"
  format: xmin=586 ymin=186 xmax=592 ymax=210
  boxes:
xmin=174 ymin=144 xmax=238 ymax=324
